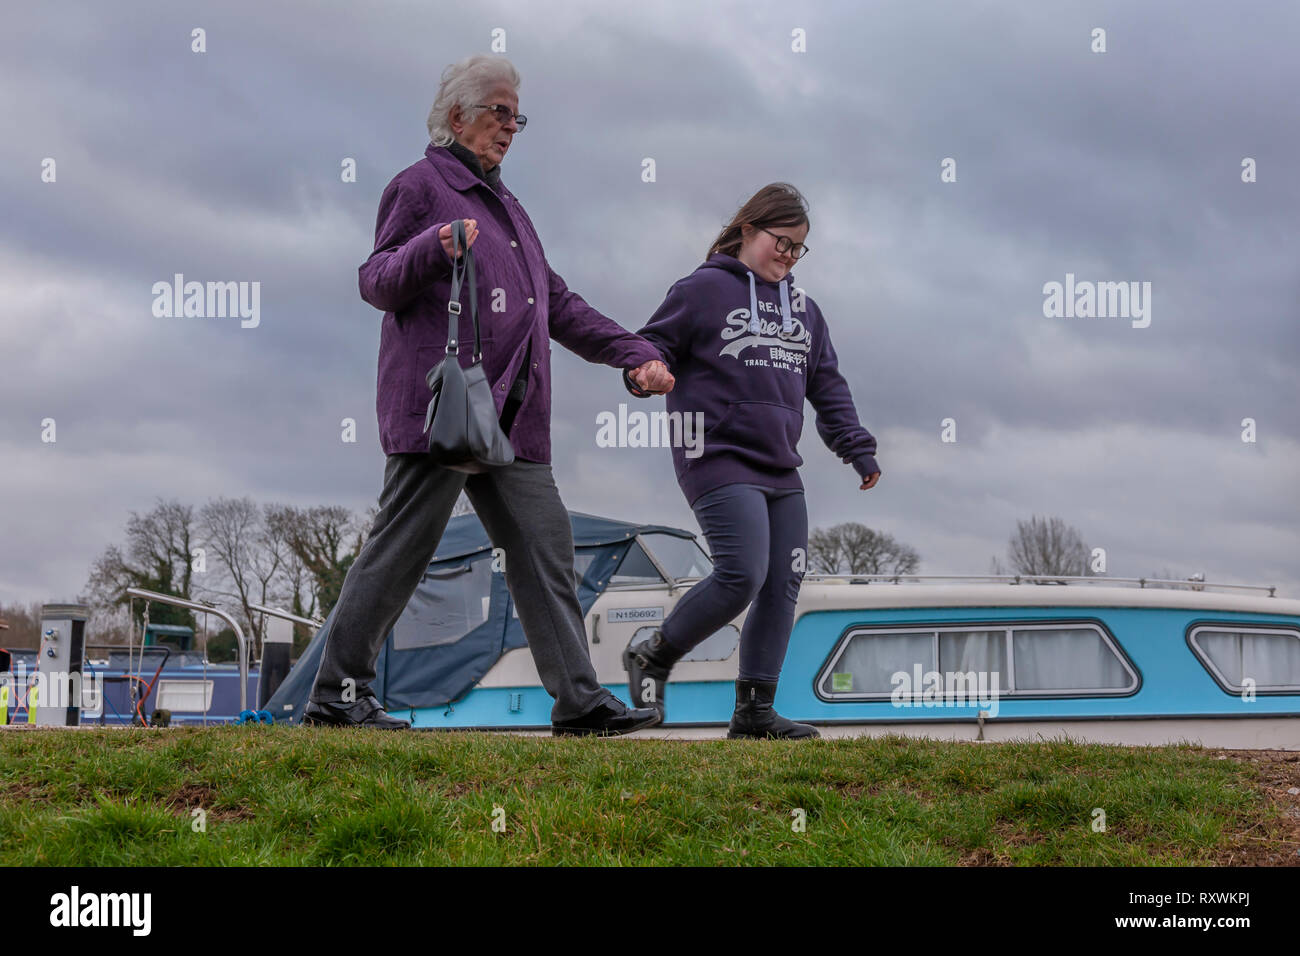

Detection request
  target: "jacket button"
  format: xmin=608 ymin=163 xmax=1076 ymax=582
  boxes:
xmin=510 ymin=240 xmax=518 ymax=248
xmin=532 ymin=362 xmax=537 ymax=368
xmin=527 ymin=297 xmax=535 ymax=304
xmin=500 ymin=383 xmax=506 ymax=390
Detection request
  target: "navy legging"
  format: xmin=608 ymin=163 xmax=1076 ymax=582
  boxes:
xmin=659 ymin=482 xmax=808 ymax=682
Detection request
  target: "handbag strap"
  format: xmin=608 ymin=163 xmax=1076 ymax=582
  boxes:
xmin=445 ymin=219 xmax=482 ymax=361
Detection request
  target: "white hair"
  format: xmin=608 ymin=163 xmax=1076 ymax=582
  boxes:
xmin=427 ymin=55 xmax=522 ymax=146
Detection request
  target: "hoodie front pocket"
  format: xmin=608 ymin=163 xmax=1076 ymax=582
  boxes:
xmin=702 ymin=400 xmax=804 ymax=470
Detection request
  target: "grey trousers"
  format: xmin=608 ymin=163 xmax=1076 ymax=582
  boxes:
xmin=309 ymin=453 xmax=613 ymax=722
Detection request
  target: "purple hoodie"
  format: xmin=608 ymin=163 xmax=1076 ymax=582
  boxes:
xmin=628 ymin=253 xmax=879 ymax=506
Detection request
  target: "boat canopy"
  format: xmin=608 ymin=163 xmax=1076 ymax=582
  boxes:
xmin=266 ymin=511 xmax=707 ymax=722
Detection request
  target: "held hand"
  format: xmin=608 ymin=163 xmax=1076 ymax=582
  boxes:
xmin=860 ymin=471 xmax=881 ymax=490
xmin=439 ymin=219 xmax=479 ymax=259
xmin=630 ymin=360 xmax=674 ymax=394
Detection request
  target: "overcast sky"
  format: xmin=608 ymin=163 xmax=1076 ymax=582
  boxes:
xmin=2 ymin=0 xmax=1297 ymax=611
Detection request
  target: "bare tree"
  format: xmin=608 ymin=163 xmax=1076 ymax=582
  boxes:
xmin=82 ymin=498 xmax=198 ymax=630
xmin=807 ymin=523 xmax=920 ymax=575
xmin=266 ymin=504 xmax=364 ymax=617
xmin=807 ymin=527 xmax=845 ymax=575
xmin=197 ymin=497 xmax=295 ymax=644
xmin=1007 ymin=515 xmax=1089 ymax=582
xmin=84 ymin=544 xmax=132 ymax=610
xmin=281 ymin=548 xmax=319 ymax=656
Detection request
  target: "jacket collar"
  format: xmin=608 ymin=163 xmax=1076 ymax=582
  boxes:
xmin=445 ymin=139 xmax=502 ymax=187
xmin=425 ymin=142 xmax=504 ymax=195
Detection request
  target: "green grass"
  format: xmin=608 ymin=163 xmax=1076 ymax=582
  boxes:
xmin=0 ymin=728 xmax=1294 ymax=865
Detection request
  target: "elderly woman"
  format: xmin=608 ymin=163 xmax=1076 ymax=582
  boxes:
xmin=305 ymin=54 xmax=674 ymax=734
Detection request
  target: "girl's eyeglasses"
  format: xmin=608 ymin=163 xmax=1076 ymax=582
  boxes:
xmin=474 ymin=104 xmax=528 ymax=130
xmin=757 ymin=226 xmax=809 ymax=259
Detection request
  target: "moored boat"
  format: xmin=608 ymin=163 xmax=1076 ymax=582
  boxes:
xmin=267 ymin=512 xmax=1300 ymax=749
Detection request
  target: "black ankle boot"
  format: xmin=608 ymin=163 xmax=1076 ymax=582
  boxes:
xmin=622 ymin=629 xmax=684 ymax=717
xmin=727 ymin=679 xmax=820 ymax=739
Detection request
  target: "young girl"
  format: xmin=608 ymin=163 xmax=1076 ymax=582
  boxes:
xmin=623 ymin=182 xmax=881 ymax=739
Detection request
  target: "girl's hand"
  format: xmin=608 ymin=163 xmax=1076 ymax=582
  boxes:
xmin=860 ymin=471 xmax=880 ymax=490
xmin=630 ymin=360 xmax=674 ymax=394
xmin=439 ymin=219 xmax=478 ymax=259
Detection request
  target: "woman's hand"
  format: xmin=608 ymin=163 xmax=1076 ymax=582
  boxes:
xmin=439 ymin=218 xmax=479 ymax=259
xmin=629 ymin=360 xmax=675 ymax=394
xmin=860 ymin=471 xmax=881 ymax=490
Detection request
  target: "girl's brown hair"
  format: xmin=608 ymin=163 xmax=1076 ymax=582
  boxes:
xmin=707 ymin=182 xmax=810 ymax=259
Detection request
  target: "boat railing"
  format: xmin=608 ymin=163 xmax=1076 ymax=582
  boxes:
xmin=124 ymin=588 xmax=253 ymax=711
xmin=247 ymin=603 xmax=324 ymax=629
xmin=798 ymin=573 xmax=1278 ymax=597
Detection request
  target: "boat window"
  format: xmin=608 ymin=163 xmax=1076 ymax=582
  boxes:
xmin=105 ymin=648 xmax=172 ymax=669
xmin=819 ymin=630 xmax=934 ymax=696
xmin=1011 ymin=627 xmax=1137 ymax=693
xmin=939 ymin=629 xmax=1008 ymax=677
xmin=155 ymin=679 xmax=214 ymax=713
xmin=610 ymin=542 xmax=664 ymax=586
xmin=573 ymin=549 xmax=599 ymax=586
xmin=1188 ymin=626 xmax=1300 ymax=694
xmin=639 ymin=533 xmax=713 ymax=579
xmin=393 ymin=554 xmax=493 ymax=650
xmin=817 ymin=622 xmax=1137 ymax=700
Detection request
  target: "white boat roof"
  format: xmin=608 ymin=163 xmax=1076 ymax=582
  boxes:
xmin=795 ymin=581 xmax=1300 ymax=616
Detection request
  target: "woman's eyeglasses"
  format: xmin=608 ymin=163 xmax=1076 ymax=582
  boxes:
xmin=758 ymin=226 xmax=809 ymax=259
xmin=474 ymin=104 xmax=527 ymax=130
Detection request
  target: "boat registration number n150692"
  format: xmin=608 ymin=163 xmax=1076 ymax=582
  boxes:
xmin=607 ymin=607 xmax=664 ymax=624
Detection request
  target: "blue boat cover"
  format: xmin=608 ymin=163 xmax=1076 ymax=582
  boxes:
xmin=266 ymin=510 xmax=696 ymax=723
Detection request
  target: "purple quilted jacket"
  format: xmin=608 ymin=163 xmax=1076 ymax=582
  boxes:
xmin=361 ymin=143 xmax=662 ymax=460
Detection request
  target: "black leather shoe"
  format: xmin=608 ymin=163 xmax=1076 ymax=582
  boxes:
xmin=552 ymin=697 xmax=662 ymax=737
xmin=622 ymin=628 xmax=685 ymax=718
xmin=726 ymin=679 xmax=819 ymax=739
xmin=303 ymin=694 xmax=412 ymax=730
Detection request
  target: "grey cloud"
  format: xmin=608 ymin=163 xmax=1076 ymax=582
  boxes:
xmin=1 ymin=0 xmax=1296 ymax=606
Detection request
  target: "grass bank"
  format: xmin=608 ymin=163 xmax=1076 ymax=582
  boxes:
xmin=1 ymin=727 xmax=1296 ymax=865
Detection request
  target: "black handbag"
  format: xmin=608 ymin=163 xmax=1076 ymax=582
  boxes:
xmin=422 ymin=219 xmax=515 ymax=472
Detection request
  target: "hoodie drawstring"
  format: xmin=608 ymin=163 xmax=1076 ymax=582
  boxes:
xmin=747 ymin=270 xmax=795 ymax=336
